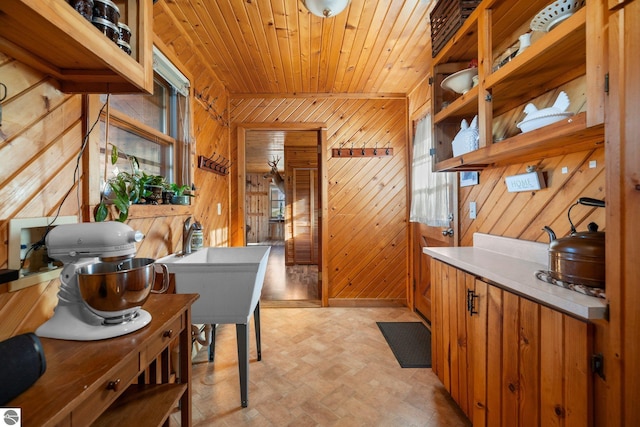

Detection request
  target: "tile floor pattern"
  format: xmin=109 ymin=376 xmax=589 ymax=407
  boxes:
xmin=171 ymin=306 xmax=470 ymax=426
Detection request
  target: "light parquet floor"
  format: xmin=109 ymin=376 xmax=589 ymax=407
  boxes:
xmin=257 ymin=241 xmax=319 ymax=302
xmin=172 ymin=306 xmax=470 ymax=426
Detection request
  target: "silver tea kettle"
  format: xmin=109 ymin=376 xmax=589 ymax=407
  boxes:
xmin=542 ymin=197 xmax=605 ymax=288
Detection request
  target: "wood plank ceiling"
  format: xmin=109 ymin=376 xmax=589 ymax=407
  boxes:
xmin=158 ymin=0 xmax=435 ymax=95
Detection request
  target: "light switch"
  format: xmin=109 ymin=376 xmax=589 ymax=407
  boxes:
xmin=469 ymin=202 xmax=477 ymax=219
xmin=217 ymin=203 xmax=222 ymax=215
xmin=562 ymin=167 xmax=568 ymax=174
xmin=589 ymin=160 xmax=597 ymax=168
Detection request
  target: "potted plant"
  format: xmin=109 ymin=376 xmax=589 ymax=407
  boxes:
xmin=139 ymin=172 xmax=166 ymax=205
xmin=169 ymin=183 xmax=195 ymax=205
xmin=95 ymin=145 xmax=166 ymax=221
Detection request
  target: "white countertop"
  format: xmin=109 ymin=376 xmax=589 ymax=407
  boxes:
xmin=423 ymin=233 xmax=607 ymax=321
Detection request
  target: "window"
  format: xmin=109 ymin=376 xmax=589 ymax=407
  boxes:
xmin=409 ymin=113 xmax=454 ymax=226
xmin=270 ymin=184 xmax=285 ymax=219
xmin=99 ymin=47 xmax=190 ymax=189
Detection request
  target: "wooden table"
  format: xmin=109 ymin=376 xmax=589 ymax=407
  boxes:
xmin=8 ymin=293 xmax=198 ymax=427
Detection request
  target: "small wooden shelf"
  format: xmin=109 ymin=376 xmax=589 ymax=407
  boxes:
xmin=93 ymin=384 xmax=188 ymax=427
xmin=434 ymin=85 xmax=479 ymax=124
xmin=485 ymin=7 xmax=587 ymax=116
xmin=434 ymin=112 xmax=604 ymax=172
xmin=0 ymin=0 xmax=153 ymax=93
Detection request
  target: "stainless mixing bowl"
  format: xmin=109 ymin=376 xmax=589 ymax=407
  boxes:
xmin=78 ymin=258 xmax=168 ymax=321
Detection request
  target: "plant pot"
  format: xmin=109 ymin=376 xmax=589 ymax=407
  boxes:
xmin=171 ymin=195 xmax=191 ymax=205
xmin=162 ymin=190 xmax=175 ymax=205
xmin=144 ymin=185 xmax=163 ymax=205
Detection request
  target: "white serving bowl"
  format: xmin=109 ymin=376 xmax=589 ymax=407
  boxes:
xmin=516 ymin=112 xmax=574 ymax=133
xmin=530 ymin=0 xmax=586 ymax=32
xmin=441 ymin=68 xmax=478 ymax=95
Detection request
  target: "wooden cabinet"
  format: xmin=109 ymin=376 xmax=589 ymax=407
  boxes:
xmin=431 ymin=260 xmax=475 ymax=419
xmin=431 ymin=259 xmax=594 ymax=425
xmin=431 ymin=0 xmax=606 ymax=171
xmin=8 ymin=294 xmax=198 ymax=426
xmin=603 ymin=0 xmax=640 ymax=424
xmin=0 ymin=0 xmax=153 ymax=93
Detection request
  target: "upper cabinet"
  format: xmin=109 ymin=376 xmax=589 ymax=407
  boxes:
xmin=431 ymin=0 xmax=606 ymax=172
xmin=0 ymin=0 xmax=153 ymax=93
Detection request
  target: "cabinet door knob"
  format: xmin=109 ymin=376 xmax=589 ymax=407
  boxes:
xmin=442 ymin=228 xmax=454 ymax=237
xmin=107 ymin=378 xmax=121 ymax=392
xmin=163 ymin=329 xmax=173 ymax=338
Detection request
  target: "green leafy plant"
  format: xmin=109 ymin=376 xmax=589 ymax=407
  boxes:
xmin=95 ymin=145 xmax=166 ymax=222
xmin=169 ymin=183 xmax=194 ymax=197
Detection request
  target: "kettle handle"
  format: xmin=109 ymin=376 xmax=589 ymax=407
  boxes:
xmin=578 ymin=197 xmax=605 ymax=208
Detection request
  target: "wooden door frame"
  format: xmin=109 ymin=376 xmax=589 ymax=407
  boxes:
xmin=236 ymin=123 xmax=328 ymax=306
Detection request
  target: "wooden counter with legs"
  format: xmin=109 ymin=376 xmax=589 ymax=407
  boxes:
xmin=8 ymin=293 xmax=199 ymax=427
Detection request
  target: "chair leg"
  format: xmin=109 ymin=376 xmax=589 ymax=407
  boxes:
xmin=254 ymin=302 xmax=261 ymax=361
xmin=208 ymin=324 xmax=216 ymax=362
xmin=236 ymin=323 xmax=249 ymax=407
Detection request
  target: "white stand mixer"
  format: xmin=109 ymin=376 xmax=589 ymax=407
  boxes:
xmin=36 ymin=222 xmax=157 ymax=341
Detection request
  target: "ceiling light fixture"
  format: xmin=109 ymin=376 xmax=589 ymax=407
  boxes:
xmin=302 ymin=0 xmax=350 ymax=18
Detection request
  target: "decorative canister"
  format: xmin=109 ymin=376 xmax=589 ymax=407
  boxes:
xmin=67 ymin=0 xmax=94 ymax=22
xmin=117 ymin=39 xmax=132 ymax=55
xmin=190 ymin=230 xmax=204 ymax=252
xmin=93 ymin=0 xmax=120 ymax=26
xmin=118 ymin=22 xmax=132 ymax=44
xmin=92 ymin=17 xmax=119 ymax=42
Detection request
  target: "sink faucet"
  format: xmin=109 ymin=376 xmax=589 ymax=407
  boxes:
xmin=182 ymin=217 xmax=201 ymax=255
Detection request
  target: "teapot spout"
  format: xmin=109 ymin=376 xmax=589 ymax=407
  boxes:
xmin=542 ymin=226 xmax=556 ymax=242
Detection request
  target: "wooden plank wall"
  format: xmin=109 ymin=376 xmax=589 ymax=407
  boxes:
xmin=0 ymin=51 xmax=85 ymax=339
xmin=230 ymin=96 xmax=409 ymax=305
xmin=458 ymin=147 xmax=605 ymax=246
xmin=0 ymin=3 xmax=230 ymax=340
xmin=154 ymin=3 xmax=231 ymax=249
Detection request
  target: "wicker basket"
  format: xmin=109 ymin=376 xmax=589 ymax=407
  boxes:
xmin=430 ymin=0 xmax=482 ymax=58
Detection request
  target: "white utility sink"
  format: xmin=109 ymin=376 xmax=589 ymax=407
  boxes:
xmin=155 ymin=245 xmax=271 ymax=408
xmin=156 ymin=246 xmax=270 ymax=324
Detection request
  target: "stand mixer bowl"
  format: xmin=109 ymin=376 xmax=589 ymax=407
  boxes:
xmin=78 ymin=257 xmax=164 ymax=323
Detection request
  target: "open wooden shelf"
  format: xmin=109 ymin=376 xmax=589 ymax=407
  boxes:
xmin=486 ymin=8 xmax=587 ymax=116
xmin=430 ymin=0 xmax=603 ymax=173
xmin=0 ymin=0 xmax=153 ymax=93
xmin=93 ymin=384 xmax=188 ymax=427
xmin=435 ymin=112 xmax=604 ymax=172
xmin=434 ymin=85 xmax=479 ymax=124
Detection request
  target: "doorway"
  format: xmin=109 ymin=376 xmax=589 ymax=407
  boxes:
xmin=243 ymin=128 xmax=323 ymax=305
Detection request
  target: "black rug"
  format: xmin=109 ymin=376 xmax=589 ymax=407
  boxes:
xmin=376 ymin=322 xmax=431 ymax=368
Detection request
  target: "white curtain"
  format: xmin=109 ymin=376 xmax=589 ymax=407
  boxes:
xmin=410 ymin=114 xmax=454 ymax=226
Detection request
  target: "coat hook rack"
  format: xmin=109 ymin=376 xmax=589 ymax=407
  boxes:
xmin=198 ymin=152 xmax=230 ymax=176
xmin=332 ymin=141 xmax=393 ymax=158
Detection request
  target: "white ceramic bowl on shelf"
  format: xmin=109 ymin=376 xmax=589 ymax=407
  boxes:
xmin=516 ymin=112 xmax=574 ymax=133
xmin=441 ymin=68 xmax=478 ymax=95
xmin=530 ymin=0 xmax=586 ymax=32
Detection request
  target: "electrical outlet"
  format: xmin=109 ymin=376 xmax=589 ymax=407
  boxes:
xmin=469 ymin=202 xmax=477 ymax=219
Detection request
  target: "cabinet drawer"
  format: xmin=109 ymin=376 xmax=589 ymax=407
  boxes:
xmin=71 ymin=352 xmax=139 ymax=426
xmin=146 ymin=314 xmax=184 ymax=361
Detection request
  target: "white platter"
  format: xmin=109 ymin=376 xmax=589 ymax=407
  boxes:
xmin=530 ymin=0 xmax=585 ymax=32
xmin=516 ymin=112 xmax=574 ymax=133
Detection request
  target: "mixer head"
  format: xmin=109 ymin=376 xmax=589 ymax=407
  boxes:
xmin=46 ymin=222 xmax=144 ymax=263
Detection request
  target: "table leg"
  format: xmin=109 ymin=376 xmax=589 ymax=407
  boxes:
xmin=208 ymin=324 xmax=216 ymax=362
xmin=254 ymin=303 xmax=261 ymax=361
xmin=236 ymin=323 xmax=249 ymax=407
